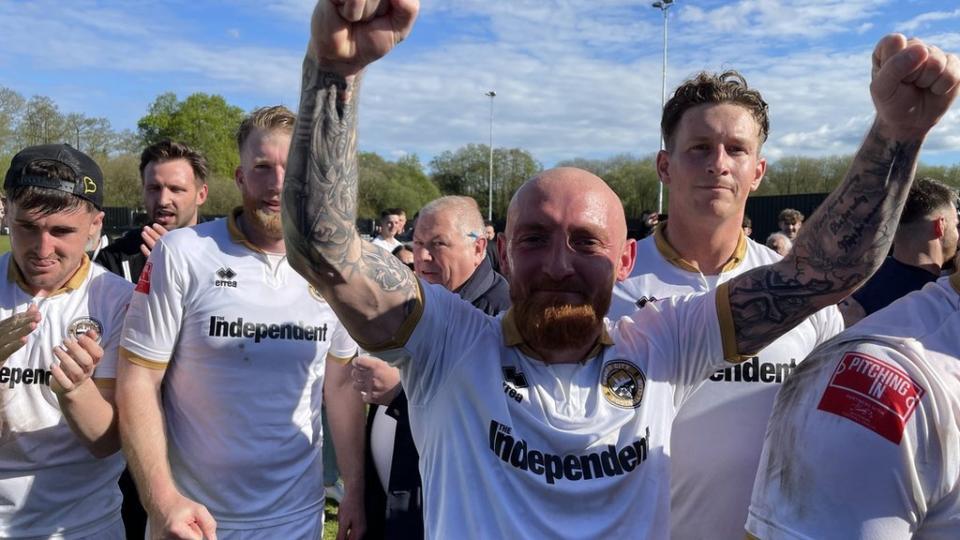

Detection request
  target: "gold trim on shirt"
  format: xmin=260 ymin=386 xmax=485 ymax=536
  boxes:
xmin=94 ymin=378 xmax=116 ymax=389
xmin=8 ymin=254 xmax=92 ymax=297
xmin=357 ymin=279 xmax=425 ymax=353
xmin=327 ymin=352 xmax=356 ymax=365
xmin=716 ymin=281 xmax=752 ymax=363
xmin=226 ymin=207 xmax=269 ymax=254
xmin=500 ymin=308 xmax=614 ymax=362
xmin=654 ymin=223 xmax=748 ymax=274
xmin=120 ymin=347 xmax=168 ymax=371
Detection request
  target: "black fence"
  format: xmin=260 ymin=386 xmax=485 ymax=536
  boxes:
xmin=625 ymin=192 xmax=829 ymax=242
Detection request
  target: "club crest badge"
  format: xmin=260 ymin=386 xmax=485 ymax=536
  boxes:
xmin=601 ymin=360 xmax=645 ymax=409
xmin=67 ymin=316 xmax=103 ymax=343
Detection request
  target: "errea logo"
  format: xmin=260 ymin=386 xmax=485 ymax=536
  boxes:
xmin=215 ymin=267 xmax=238 ymax=288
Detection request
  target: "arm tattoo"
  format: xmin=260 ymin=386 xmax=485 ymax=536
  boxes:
xmin=283 ymin=55 xmax=417 ymax=333
xmin=728 ymin=126 xmax=920 ymax=354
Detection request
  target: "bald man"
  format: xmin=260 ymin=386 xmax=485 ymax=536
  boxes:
xmin=283 ymin=2 xmax=959 ymax=537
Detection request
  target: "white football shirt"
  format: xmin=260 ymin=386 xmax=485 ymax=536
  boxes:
xmin=374 ymin=278 xmax=741 ymax=539
xmin=747 ymin=274 xmax=960 ymax=540
xmin=121 ymin=210 xmax=357 ymax=530
xmin=610 ymin=227 xmax=843 ymax=540
xmin=0 ymin=255 xmax=131 ymax=538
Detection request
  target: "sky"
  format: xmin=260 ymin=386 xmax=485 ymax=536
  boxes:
xmin=1 ymin=0 xmax=959 ymax=169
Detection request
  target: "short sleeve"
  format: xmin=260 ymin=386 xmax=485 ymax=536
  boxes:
xmin=375 ymin=281 xmax=496 ymax=407
xmin=746 ymin=340 xmax=955 ymax=539
xmin=615 ymin=288 xmax=726 ymax=393
xmin=327 ymin=321 xmax=358 ymax=361
xmin=120 ymin=238 xmax=188 ymax=367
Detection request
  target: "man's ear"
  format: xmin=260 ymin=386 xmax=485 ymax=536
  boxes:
xmin=616 ymin=238 xmax=638 ymax=281
xmin=933 ymin=215 xmax=946 ymax=239
xmin=196 ymin=183 xmax=209 ymax=206
xmin=656 ymin=149 xmax=672 ymax=186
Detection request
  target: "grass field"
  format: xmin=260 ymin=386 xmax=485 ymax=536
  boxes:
xmin=0 ymin=236 xmax=9 ymax=254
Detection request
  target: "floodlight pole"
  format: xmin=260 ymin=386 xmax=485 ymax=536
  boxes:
xmin=485 ymin=90 xmax=496 ymax=220
xmin=652 ymin=0 xmax=674 ymax=214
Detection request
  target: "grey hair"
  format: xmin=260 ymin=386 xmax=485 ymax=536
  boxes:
xmin=418 ymin=196 xmax=485 ymax=240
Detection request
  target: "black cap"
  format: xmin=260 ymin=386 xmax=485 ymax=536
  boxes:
xmin=3 ymin=144 xmax=104 ymax=209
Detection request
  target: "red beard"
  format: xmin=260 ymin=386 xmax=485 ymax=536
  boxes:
xmin=512 ymin=287 xmax=611 ymax=352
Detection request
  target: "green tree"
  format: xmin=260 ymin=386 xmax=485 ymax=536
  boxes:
xmin=358 ymin=152 xmax=440 ymax=220
xmin=18 ymin=95 xmax=67 ymax=147
xmin=137 ymin=92 xmax=246 ymax=180
xmin=0 ymin=87 xmax=26 ymax=155
xmin=429 ymin=144 xmax=541 ymax=220
xmin=556 ymin=153 xmax=660 ymax=219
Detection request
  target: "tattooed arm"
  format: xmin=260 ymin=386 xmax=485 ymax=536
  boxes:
xmin=283 ymin=0 xmax=420 ymax=348
xmin=725 ymin=34 xmax=960 ymax=356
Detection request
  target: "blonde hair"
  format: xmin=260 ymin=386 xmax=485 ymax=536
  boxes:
xmin=236 ymin=106 xmax=296 ymax=152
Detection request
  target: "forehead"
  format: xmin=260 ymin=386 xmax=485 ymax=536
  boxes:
xmin=675 ymin=103 xmax=762 ymax=145
xmin=241 ymin=128 xmax=291 ymax=160
xmin=511 ymin=183 xmax=613 ymax=232
xmin=9 ymin=201 xmax=89 ymax=225
xmin=413 ymin=210 xmax=458 ymax=238
xmin=144 ymin=159 xmax=196 ymax=185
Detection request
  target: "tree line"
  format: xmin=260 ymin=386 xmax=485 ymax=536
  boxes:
xmin=2 ymin=85 xmax=959 ymax=222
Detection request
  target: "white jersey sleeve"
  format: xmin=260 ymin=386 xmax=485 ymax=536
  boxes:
xmin=375 ymin=281 xmax=497 ymax=407
xmin=747 ymin=338 xmax=960 ymax=539
xmin=327 ymin=320 xmax=358 ymax=361
xmin=121 ymin=236 xmax=189 ymax=364
xmin=614 ymin=287 xmax=730 ymax=398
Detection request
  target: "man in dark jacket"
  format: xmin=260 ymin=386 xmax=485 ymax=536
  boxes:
xmin=93 ymin=139 xmax=208 ymax=539
xmin=95 ymin=140 xmax=209 ymax=282
xmin=353 ymin=196 xmax=509 ymax=539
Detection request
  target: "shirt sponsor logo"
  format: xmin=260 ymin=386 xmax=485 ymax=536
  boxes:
xmin=489 ymin=420 xmax=649 ymax=485
xmin=67 ymin=316 xmax=103 ymax=344
xmin=215 ymin=267 xmax=238 ymax=288
xmin=208 ymin=316 xmax=329 ymax=344
xmin=135 ymin=262 xmax=152 ymax=294
xmin=0 ymin=367 xmax=52 ymax=388
xmin=601 ymin=360 xmax=645 ymax=409
xmin=817 ymin=351 xmax=925 ymax=444
xmin=709 ymin=356 xmax=797 ymax=384
xmin=502 ymin=366 xmax=528 ymax=403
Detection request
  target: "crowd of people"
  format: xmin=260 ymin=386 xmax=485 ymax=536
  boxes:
xmin=0 ymin=1 xmax=958 ymax=539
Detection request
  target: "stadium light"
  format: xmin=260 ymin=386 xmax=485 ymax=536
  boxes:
xmin=652 ymin=0 xmax=674 ymax=214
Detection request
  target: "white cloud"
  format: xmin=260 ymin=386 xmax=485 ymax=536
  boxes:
xmin=897 ymin=8 xmax=960 ymax=33
xmin=0 ymin=0 xmax=957 ymax=170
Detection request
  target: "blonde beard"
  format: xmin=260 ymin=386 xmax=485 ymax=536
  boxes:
xmin=249 ymin=208 xmax=283 ymax=240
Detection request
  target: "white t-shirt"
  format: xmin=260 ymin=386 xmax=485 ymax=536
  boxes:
xmin=121 ymin=211 xmax=358 ymax=530
xmin=375 ymin=279 xmax=736 ymax=539
xmin=610 ymin=228 xmax=843 ymax=540
xmin=747 ymin=275 xmax=960 ymax=540
xmin=371 ymin=236 xmax=402 ymax=253
xmin=0 ymin=255 xmax=131 ymax=538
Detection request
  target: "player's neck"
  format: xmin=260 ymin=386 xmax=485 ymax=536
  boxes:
xmin=527 ymin=329 xmax=602 ymax=364
xmin=662 ymin=215 xmax=743 ymax=275
xmin=892 ymin=243 xmax=943 ymax=276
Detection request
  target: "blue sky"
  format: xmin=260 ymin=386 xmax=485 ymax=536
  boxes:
xmin=1 ymin=0 xmax=959 ymax=168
